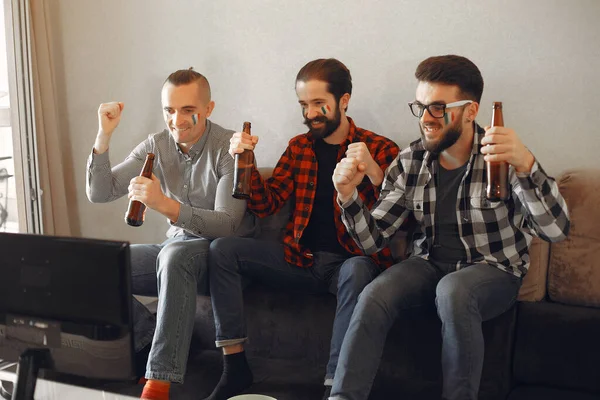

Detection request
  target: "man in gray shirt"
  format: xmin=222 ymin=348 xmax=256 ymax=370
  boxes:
xmin=86 ymin=69 xmax=251 ymax=400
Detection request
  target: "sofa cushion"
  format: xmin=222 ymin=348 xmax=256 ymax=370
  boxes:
xmin=547 ymin=169 xmax=600 ymax=307
xmin=517 ymin=237 xmax=550 ymax=302
xmin=193 ymin=288 xmax=516 ymax=400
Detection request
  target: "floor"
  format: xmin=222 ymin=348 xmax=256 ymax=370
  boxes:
xmin=100 ymin=350 xmax=327 ymax=400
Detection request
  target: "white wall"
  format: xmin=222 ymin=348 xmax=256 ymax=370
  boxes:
xmin=48 ymin=0 xmax=600 ymax=243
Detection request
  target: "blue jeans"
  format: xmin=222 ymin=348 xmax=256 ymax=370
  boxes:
xmin=330 ymin=256 xmax=522 ymax=400
xmin=131 ymin=235 xmax=211 ymax=383
xmin=208 ymin=237 xmax=382 ymax=382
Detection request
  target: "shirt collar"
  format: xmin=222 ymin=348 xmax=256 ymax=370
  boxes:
xmin=173 ymin=119 xmax=212 ymax=158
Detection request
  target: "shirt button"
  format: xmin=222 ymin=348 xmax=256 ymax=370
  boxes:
xmin=183 ymin=184 xmax=188 ymax=189
xmin=416 ymin=204 xmax=421 ymax=210
xmin=309 ymin=182 xmax=314 ymax=186
xmin=181 ymin=223 xmax=185 ymax=227
xmin=305 ymin=206 xmax=309 ymax=211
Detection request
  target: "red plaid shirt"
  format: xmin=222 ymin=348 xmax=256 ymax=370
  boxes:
xmin=247 ymin=118 xmax=400 ymax=268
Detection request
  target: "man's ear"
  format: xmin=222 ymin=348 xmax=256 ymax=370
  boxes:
xmin=206 ymin=101 xmax=215 ymax=117
xmin=340 ymin=93 xmax=351 ymax=112
xmin=467 ymin=101 xmax=479 ymax=122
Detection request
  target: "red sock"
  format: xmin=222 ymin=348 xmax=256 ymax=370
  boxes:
xmin=140 ymin=379 xmax=170 ymax=400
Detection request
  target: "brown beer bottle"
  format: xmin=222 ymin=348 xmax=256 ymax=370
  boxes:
xmin=232 ymin=121 xmax=254 ymax=199
xmin=486 ymin=102 xmax=509 ymax=201
xmin=125 ymin=153 xmax=155 ymax=226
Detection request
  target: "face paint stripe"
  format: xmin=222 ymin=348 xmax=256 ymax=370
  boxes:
xmin=443 ymin=112 xmax=452 ymax=125
xmin=192 ymin=114 xmax=197 ymax=125
xmin=321 ymin=106 xmax=327 ymax=115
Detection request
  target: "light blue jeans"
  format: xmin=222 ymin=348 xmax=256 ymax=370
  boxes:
xmin=208 ymin=237 xmax=383 ymax=383
xmin=131 ymin=235 xmax=211 ymax=383
xmin=330 ymin=256 xmax=522 ymax=400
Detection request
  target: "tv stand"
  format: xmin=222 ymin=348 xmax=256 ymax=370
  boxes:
xmin=10 ymin=349 xmax=52 ymax=400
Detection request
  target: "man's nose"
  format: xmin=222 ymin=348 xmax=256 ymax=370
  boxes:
xmin=172 ymin=112 xmax=186 ymax=126
xmin=421 ymin=108 xmax=437 ymax=124
xmin=305 ymin=105 xmax=321 ymax=120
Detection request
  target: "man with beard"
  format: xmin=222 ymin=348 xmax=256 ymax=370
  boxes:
xmin=204 ymin=58 xmax=399 ymax=400
xmin=329 ymin=55 xmax=570 ymax=400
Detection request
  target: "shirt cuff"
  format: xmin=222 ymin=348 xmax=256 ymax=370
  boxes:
xmin=337 ymin=189 xmax=363 ymax=217
xmin=516 ymin=160 xmax=546 ymax=190
xmin=171 ymin=203 xmax=192 ymax=230
xmin=89 ymin=148 xmax=110 ymax=166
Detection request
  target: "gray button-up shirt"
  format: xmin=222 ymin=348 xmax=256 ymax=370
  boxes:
xmin=86 ymin=120 xmax=251 ymax=239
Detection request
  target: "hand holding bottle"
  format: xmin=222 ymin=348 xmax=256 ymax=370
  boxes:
xmin=229 ymin=130 xmax=259 ymax=158
xmin=480 ymin=126 xmax=534 ymax=173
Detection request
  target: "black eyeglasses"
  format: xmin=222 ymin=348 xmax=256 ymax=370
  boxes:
xmin=408 ymin=100 xmax=472 ymax=118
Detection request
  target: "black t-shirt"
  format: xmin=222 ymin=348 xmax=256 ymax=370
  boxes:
xmin=430 ymin=161 xmax=468 ymax=264
xmin=301 ymin=139 xmax=351 ymax=255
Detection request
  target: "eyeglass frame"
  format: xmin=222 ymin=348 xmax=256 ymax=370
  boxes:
xmin=407 ymin=100 xmax=473 ymax=119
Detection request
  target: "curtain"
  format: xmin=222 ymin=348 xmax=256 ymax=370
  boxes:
xmin=29 ymin=0 xmax=77 ymax=236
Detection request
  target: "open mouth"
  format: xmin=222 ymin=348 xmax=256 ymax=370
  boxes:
xmin=422 ymin=125 xmax=441 ymax=135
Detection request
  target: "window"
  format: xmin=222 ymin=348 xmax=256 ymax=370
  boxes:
xmin=1 ymin=0 xmax=42 ymax=233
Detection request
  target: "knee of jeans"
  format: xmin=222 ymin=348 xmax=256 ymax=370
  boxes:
xmin=157 ymin=241 xmax=206 ymax=278
xmin=338 ymin=257 xmax=377 ymax=293
xmin=208 ymin=237 xmax=240 ymax=271
xmin=436 ymin=273 xmax=472 ymax=315
xmin=354 ymin=281 xmax=389 ymax=317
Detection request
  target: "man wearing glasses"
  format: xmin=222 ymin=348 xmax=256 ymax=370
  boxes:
xmin=329 ymin=55 xmax=570 ymax=400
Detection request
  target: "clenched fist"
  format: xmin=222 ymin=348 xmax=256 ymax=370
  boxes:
xmin=98 ymin=102 xmax=124 ymax=136
xmin=333 ymin=157 xmax=367 ymax=203
xmin=94 ymin=102 xmax=124 ymax=154
xmin=344 ymin=142 xmax=382 ymax=185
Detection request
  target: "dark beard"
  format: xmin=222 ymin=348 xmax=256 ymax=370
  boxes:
xmin=304 ymin=106 xmax=341 ymax=139
xmin=420 ymin=124 xmax=462 ymax=154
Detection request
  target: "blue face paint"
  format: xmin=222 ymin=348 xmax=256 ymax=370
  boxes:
xmin=191 ymin=114 xmax=197 ymax=125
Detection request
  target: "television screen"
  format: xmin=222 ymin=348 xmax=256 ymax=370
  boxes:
xmin=0 ymin=233 xmax=134 ymax=382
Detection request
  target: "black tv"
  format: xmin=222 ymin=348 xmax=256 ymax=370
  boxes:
xmin=0 ymin=233 xmax=135 ymax=399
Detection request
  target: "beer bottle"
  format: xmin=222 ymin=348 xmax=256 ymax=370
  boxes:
xmin=125 ymin=153 xmax=155 ymax=226
xmin=232 ymin=121 xmax=254 ymax=199
xmin=486 ymin=102 xmax=509 ymax=201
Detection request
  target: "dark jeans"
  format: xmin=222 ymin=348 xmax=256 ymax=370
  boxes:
xmin=330 ymin=257 xmax=522 ymax=400
xmin=208 ymin=237 xmax=382 ymax=382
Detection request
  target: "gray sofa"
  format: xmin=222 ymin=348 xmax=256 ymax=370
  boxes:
xmin=118 ymin=168 xmax=600 ymax=400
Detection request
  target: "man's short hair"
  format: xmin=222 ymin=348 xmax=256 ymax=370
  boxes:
xmin=164 ymin=68 xmax=211 ymax=102
xmin=296 ymin=58 xmax=352 ymax=109
xmin=415 ymin=55 xmax=484 ymax=103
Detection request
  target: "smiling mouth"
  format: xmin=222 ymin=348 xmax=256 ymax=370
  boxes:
xmin=172 ymin=127 xmax=191 ymax=133
xmin=423 ymin=125 xmax=441 ymax=134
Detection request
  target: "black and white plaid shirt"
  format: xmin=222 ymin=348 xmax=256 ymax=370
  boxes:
xmin=339 ymin=125 xmax=570 ymax=277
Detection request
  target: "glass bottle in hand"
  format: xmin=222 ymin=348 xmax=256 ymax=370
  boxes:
xmin=125 ymin=153 xmax=155 ymax=226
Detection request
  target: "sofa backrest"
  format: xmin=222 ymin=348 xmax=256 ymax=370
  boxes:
xmin=517 ymin=168 xmax=600 ymax=303
xmin=546 ymin=168 xmax=600 ymax=307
